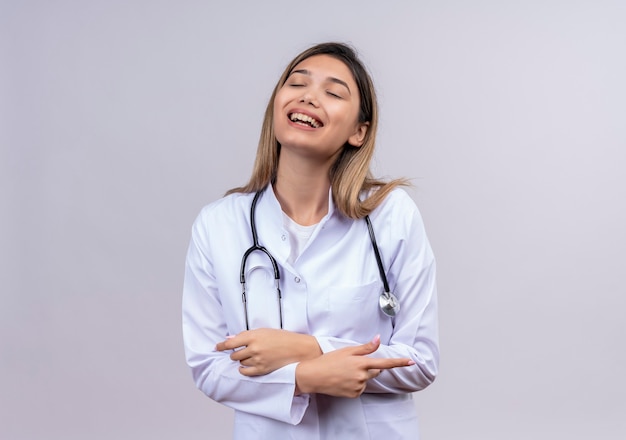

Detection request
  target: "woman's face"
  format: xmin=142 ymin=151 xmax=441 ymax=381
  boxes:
xmin=273 ymin=54 xmax=368 ymax=161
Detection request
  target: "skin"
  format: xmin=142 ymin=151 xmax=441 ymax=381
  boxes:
xmin=272 ymin=54 xmax=368 ymax=226
xmin=215 ymin=55 xmax=413 ymax=398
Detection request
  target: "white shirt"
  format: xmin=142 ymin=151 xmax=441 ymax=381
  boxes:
xmin=282 ymin=212 xmax=317 ymax=264
xmin=183 ymin=186 xmax=439 ymax=439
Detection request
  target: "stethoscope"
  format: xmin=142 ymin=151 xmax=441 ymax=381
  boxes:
xmin=240 ymin=190 xmax=400 ymax=330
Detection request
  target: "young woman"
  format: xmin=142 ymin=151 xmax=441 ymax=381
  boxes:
xmin=183 ymin=42 xmax=439 ymax=439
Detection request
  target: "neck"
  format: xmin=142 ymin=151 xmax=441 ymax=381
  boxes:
xmin=273 ymin=157 xmax=332 ymax=226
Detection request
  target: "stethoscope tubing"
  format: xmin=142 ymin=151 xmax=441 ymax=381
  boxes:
xmin=240 ymin=191 xmax=283 ymax=330
xmin=364 ymin=215 xmax=391 ymax=295
xmin=239 ymin=189 xmax=397 ymax=330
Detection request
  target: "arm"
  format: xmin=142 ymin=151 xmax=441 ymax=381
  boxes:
xmin=217 ymin=330 xmax=416 ymax=398
xmin=215 ymin=328 xmax=322 ymax=376
xmin=182 ymin=214 xmax=309 ymax=425
xmin=314 ymin=194 xmax=439 ymax=394
xmin=294 ymin=335 xmax=415 ymax=398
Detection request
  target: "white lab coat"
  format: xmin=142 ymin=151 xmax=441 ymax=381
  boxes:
xmin=183 ymin=186 xmax=439 ymax=439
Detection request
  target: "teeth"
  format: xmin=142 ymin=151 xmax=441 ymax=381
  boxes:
xmin=290 ymin=112 xmax=321 ymax=128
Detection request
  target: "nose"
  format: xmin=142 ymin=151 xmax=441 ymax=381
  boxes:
xmin=300 ymin=91 xmax=318 ymax=106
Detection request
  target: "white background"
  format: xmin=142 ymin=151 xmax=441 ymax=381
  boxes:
xmin=1 ymin=1 xmax=625 ymax=439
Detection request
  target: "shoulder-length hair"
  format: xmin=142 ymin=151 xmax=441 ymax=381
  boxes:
xmin=226 ymin=42 xmax=408 ymax=219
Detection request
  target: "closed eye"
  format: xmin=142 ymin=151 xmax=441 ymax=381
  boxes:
xmin=327 ymin=91 xmax=342 ymax=99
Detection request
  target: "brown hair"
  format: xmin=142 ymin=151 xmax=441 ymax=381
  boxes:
xmin=226 ymin=42 xmax=408 ymax=219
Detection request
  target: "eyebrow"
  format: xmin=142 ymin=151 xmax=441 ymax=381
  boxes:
xmin=290 ymin=69 xmax=352 ymax=95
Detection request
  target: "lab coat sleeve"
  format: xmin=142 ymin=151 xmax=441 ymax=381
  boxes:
xmin=315 ymin=193 xmax=439 ymax=394
xmin=182 ymin=211 xmax=310 ymax=424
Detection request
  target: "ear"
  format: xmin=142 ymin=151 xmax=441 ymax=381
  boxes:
xmin=348 ymin=121 xmax=369 ymax=147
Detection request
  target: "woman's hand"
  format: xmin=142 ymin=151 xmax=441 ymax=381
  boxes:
xmin=215 ymin=328 xmax=322 ymax=376
xmin=295 ymin=335 xmax=414 ymax=398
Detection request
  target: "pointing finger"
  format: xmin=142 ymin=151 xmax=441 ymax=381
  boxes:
xmin=366 ymin=357 xmax=415 ymax=371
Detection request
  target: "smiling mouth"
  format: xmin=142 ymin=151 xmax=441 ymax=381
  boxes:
xmin=289 ymin=112 xmax=323 ymax=128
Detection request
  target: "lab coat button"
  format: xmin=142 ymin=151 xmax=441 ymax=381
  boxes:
xmin=281 ymin=234 xmax=287 ymax=241
xmin=294 ymin=277 xmax=301 ymax=283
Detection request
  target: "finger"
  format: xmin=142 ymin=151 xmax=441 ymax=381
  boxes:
xmin=215 ymin=334 xmax=244 ymax=351
xmin=238 ymin=365 xmax=263 ymax=377
xmin=347 ymin=334 xmax=381 ymax=356
xmin=229 ymin=347 xmax=251 ymax=362
xmin=239 ymin=357 xmax=254 ymax=367
xmin=366 ymin=357 xmax=415 ymax=371
xmin=215 ymin=340 xmax=237 ymax=351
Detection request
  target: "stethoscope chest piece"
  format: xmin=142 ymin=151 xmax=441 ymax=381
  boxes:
xmin=379 ymin=290 xmax=400 ymax=317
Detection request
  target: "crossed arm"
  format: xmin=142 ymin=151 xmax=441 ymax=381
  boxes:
xmin=215 ymin=328 xmax=414 ymax=398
